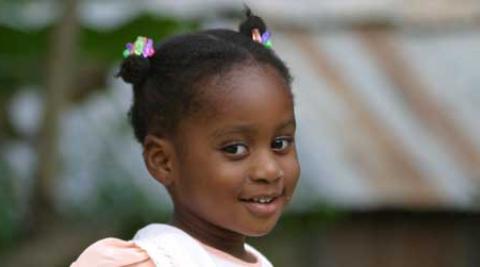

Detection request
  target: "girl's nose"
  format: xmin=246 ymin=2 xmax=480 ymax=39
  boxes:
xmin=249 ymin=151 xmax=284 ymax=183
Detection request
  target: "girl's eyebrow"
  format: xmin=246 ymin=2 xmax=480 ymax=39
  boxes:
xmin=277 ymin=118 xmax=296 ymax=131
xmin=210 ymin=118 xmax=296 ymax=140
xmin=210 ymin=124 xmax=258 ymax=140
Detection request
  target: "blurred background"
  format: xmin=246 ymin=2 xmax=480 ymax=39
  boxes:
xmin=1 ymin=0 xmax=480 ymax=266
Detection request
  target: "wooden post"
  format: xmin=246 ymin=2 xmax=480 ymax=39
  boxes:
xmin=32 ymin=0 xmax=78 ymax=228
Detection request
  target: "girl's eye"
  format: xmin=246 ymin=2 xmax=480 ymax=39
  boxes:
xmin=271 ymin=137 xmax=292 ymax=152
xmin=221 ymin=144 xmax=248 ymax=157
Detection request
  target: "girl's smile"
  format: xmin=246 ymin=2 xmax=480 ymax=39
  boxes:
xmin=239 ymin=192 xmax=285 ymax=218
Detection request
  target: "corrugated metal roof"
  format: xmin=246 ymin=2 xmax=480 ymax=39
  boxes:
xmin=277 ymin=28 xmax=480 ymax=210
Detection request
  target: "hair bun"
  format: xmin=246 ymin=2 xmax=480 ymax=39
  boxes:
xmin=117 ymin=55 xmax=150 ymax=84
xmin=238 ymin=7 xmax=267 ymax=37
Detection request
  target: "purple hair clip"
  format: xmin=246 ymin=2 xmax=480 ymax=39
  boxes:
xmin=123 ymin=36 xmax=155 ymax=58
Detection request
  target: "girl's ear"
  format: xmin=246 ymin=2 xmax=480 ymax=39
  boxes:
xmin=143 ymin=134 xmax=176 ymax=186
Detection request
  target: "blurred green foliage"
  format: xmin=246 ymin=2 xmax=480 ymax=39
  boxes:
xmin=81 ymin=15 xmax=197 ymax=62
xmin=0 ymin=14 xmax=198 ymax=140
xmin=0 ymin=14 xmax=198 ymax=95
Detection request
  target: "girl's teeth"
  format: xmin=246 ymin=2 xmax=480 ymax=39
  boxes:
xmin=252 ymin=197 xmax=273 ymax=203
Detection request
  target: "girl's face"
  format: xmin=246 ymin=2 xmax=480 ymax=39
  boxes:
xmin=170 ymin=64 xmax=300 ymax=237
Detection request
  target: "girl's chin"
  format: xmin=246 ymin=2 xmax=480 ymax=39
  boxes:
xmin=239 ymin=198 xmax=286 ymax=236
xmin=241 ymin=220 xmax=279 ymax=237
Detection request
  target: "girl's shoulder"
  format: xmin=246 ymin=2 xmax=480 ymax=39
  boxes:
xmin=71 ymin=224 xmax=273 ymax=267
xmin=131 ymin=223 xmax=217 ymax=266
xmin=70 ymin=224 xmax=190 ymax=267
xmin=70 ymin=237 xmax=154 ymax=267
xmin=133 ymin=224 xmax=273 ymax=267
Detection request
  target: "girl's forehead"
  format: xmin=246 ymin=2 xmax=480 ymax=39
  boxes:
xmin=204 ymin=64 xmax=291 ymax=113
xmin=179 ymin=64 xmax=294 ymax=135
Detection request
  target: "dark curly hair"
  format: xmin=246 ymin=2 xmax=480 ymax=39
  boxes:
xmin=117 ymin=8 xmax=292 ymax=143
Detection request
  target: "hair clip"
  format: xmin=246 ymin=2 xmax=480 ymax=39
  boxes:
xmin=251 ymin=29 xmax=272 ymax=48
xmin=123 ymin=36 xmax=155 ymax=58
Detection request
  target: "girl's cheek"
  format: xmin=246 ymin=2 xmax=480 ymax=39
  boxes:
xmin=217 ymin=161 xmax=247 ymax=181
xmin=285 ymin=156 xmax=301 ymax=187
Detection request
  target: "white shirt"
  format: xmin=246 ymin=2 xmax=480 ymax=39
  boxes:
xmin=132 ymin=224 xmax=273 ymax=267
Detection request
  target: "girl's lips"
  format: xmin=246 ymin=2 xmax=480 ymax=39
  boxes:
xmin=240 ymin=195 xmax=283 ymax=218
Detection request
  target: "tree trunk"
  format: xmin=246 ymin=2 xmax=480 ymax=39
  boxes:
xmin=31 ymin=0 xmax=78 ymax=229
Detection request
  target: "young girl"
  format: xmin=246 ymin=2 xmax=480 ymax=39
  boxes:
xmin=71 ymin=9 xmax=300 ymax=267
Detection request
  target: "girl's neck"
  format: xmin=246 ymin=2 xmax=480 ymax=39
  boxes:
xmin=170 ymin=208 xmax=253 ymax=262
